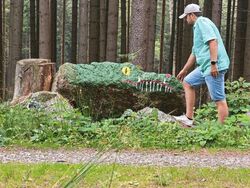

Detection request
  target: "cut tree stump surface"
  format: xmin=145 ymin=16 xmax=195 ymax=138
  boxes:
xmin=0 ymin=148 xmax=250 ymax=168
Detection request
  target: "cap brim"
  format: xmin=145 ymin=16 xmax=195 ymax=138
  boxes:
xmin=179 ymin=13 xmax=187 ymax=19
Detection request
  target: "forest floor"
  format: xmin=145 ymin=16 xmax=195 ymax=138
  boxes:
xmin=1 ymin=147 xmax=250 ymax=168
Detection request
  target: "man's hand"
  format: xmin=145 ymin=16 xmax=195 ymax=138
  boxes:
xmin=177 ymin=69 xmax=187 ymax=82
xmin=177 ymin=54 xmax=196 ymax=81
xmin=211 ymin=64 xmax=219 ymax=77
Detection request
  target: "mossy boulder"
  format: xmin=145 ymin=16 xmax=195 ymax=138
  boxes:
xmin=11 ymin=91 xmax=73 ymax=113
xmin=52 ymin=62 xmax=185 ymax=120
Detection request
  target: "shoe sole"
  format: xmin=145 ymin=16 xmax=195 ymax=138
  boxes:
xmin=176 ymin=120 xmax=195 ymax=128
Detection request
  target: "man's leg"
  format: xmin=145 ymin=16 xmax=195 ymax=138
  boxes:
xmin=216 ymin=100 xmax=229 ymax=123
xmin=182 ymin=67 xmax=205 ymax=119
xmin=174 ymin=67 xmax=205 ymax=126
xmin=205 ymin=70 xmax=228 ymax=124
xmin=183 ymin=81 xmax=196 ymax=119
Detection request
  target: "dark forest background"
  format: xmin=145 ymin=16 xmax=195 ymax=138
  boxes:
xmin=0 ymin=0 xmax=250 ymax=100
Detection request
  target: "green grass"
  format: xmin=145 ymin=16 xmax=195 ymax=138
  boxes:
xmin=0 ymin=163 xmax=249 ymax=187
xmin=1 ymin=106 xmax=250 ymax=150
xmin=0 ymin=78 xmax=249 ymax=150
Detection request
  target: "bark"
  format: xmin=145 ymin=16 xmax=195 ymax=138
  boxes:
xmin=0 ymin=0 xmax=2 ymax=99
xmin=168 ymin=0 xmax=177 ymax=74
xmin=181 ymin=0 xmax=198 ymax=72
xmin=129 ymin=0 xmax=150 ymax=70
xmin=2 ymin=0 xmax=6 ymax=99
xmin=12 ymin=59 xmax=55 ymax=101
xmin=212 ymin=0 xmax=222 ymax=29
xmin=159 ymin=0 xmax=166 ymax=73
xmin=243 ymin=0 xmax=250 ymax=82
xmin=233 ymin=0 xmax=248 ymax=80
xmin=175 ymin=0 xmax=184 ymax=75
xmin=146 ymin=0 xmax=157 ymax=72
xmin=51 ymin=0 xmax=57 ymax=63
xmin=99 ymin=0 xmax=108 ymax=61
xmin=78 ymin=0 xmax=88 ymax=64
xmin=89 ymin=0 xmax=100 ymax=62
xmin=39 ymin=0 xmax=51 ymax=59
xmin=225 ymin=0 xmax=232 ymax=55
xmin=7 ymin=0 xmax=24 ymax=98
xmin=71 ymin=0 xmax=78 ymax=64
xmin=36 ymin=0 xmax=39 ymax=57
xmin=30 ymin=0 xmax=38 ymax=58
xmin=227 ymin=0 xmax=236 ymax=80
xmin=60 ymin=0 xmax=66 ymax=65
xmin=203 ymin=0 xmax=212 ymax=19
xmin=106 ymin=0 xmax=119 ymax=62
xmin=127 ymin=0 xmax=130 ymax=55
xmin=120 ymin=0 xmax=127 ymax=62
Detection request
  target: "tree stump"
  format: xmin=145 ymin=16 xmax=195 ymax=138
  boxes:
xmin=12 ymin=59 xmax=56 ymax=102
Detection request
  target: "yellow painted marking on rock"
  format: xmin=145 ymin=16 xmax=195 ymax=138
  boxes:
xmin=122 ymin=66 xmax=131 ymax=76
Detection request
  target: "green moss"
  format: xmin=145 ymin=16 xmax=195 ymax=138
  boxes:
xmin=61 ymin=62 xmax=183 ymax=92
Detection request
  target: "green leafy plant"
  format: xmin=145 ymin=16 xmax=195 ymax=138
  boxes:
xmin=195 ymin=78 xmax=250 ymax=123
xmin=226 ymin=78 xmax=250 ymax=115
xmin=0 ymin=79 xmax=250 ymax=150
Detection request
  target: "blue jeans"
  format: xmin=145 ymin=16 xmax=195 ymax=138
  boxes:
xmin=184 ymin=67 xmax=227 ymax=101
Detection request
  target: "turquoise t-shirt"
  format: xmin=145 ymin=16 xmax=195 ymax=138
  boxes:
xmin=192 ymin=16 xmax=230 ymax=76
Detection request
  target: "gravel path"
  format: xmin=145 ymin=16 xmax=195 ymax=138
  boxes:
xmin=0 ymin=148 xmax=250 ymax=168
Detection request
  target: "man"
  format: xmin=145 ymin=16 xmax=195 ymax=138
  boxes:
xmin=174 ymin=4 xmax=230 ymax=127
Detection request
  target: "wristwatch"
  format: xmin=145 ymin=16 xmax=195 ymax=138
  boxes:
xmin=211 ymin=61 xmax=217 ymax=65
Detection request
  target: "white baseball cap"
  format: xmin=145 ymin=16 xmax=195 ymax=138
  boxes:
xmin=179 ymin=4 xmax=202 ymax=19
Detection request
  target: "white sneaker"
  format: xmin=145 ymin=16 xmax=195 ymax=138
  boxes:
xmin=173 ymin=115 xmax=194 ymax=127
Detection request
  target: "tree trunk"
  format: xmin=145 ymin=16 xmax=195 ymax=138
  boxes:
xmin=71 ymin=0 xmax=78 ymax=64
xmin=129 ymin=0 xmax=150 ymax=70
xmin=233 ymin=0 xmax=248 ymax=80
xmin=39 ymin=0 xmax=51 ymax=59
xmin=159 ymin=0 xmax=166 ymax=73
xmin=78 ymin=0 xmax=88 ymax=64
xmin=7 ymin=0 xmax=24 ymax=99
xmin=2 ymin=0 xmax=6 ymax=99
xmin=243 ymin=0 xmax=250 ymax=82
xmin=212 ymin=0 xmax=222 ymax=29
xmin=51 ymin=0 xmax=57 ymax=63
xmin=146 ymin=0 xmax=157 ymax=72
xmin=89 ymin=0 xmax=100 ymax=62
xmin=99 ymin=0 xmax=108 ymax=61
xmin=106 ymin=0 xmax=119 ymax=62
xmin=30 ymin=0 xmax=37 ymax=58
xmin=227 ymin=0 xmax=236 ymax=80
xmin=12 ymin=59 xmax=55 ymax=101
xmin=175 ymin=0 xmax=184 ymax=75
xmin=60 ymin=0 xmax=66 ymax=65
xmin=225 ymin=0 xmax=232 ymax=55
xmin=120 ymin=0 xmax=127 ymax=62
xmin=0 ymin=0 xmax=2 ymax=99
xmin=203 ymin=0 xmax=212 ymax=19
xmin=127 ymin=0 xmax=130 ymax=56
xmin=181 ymin=0 xmax=198 ymax=72
xmin=168 ymin=0 xmax=177 ymax=74
xmin=36 ymin=0 xmax=39 ymax=57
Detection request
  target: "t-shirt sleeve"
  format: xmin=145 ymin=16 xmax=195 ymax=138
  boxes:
xmin=197 ymin=20 xmax=217 ymax=43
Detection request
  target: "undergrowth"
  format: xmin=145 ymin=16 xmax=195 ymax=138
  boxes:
xmin=0 ymin=78 xmax=249 ymax=150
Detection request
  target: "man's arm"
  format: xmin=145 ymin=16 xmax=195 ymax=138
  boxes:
xmin=209 ymin=39 xmax=219 ymax=77
xmin=177 ymin=54 xmax=196 ymax=81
